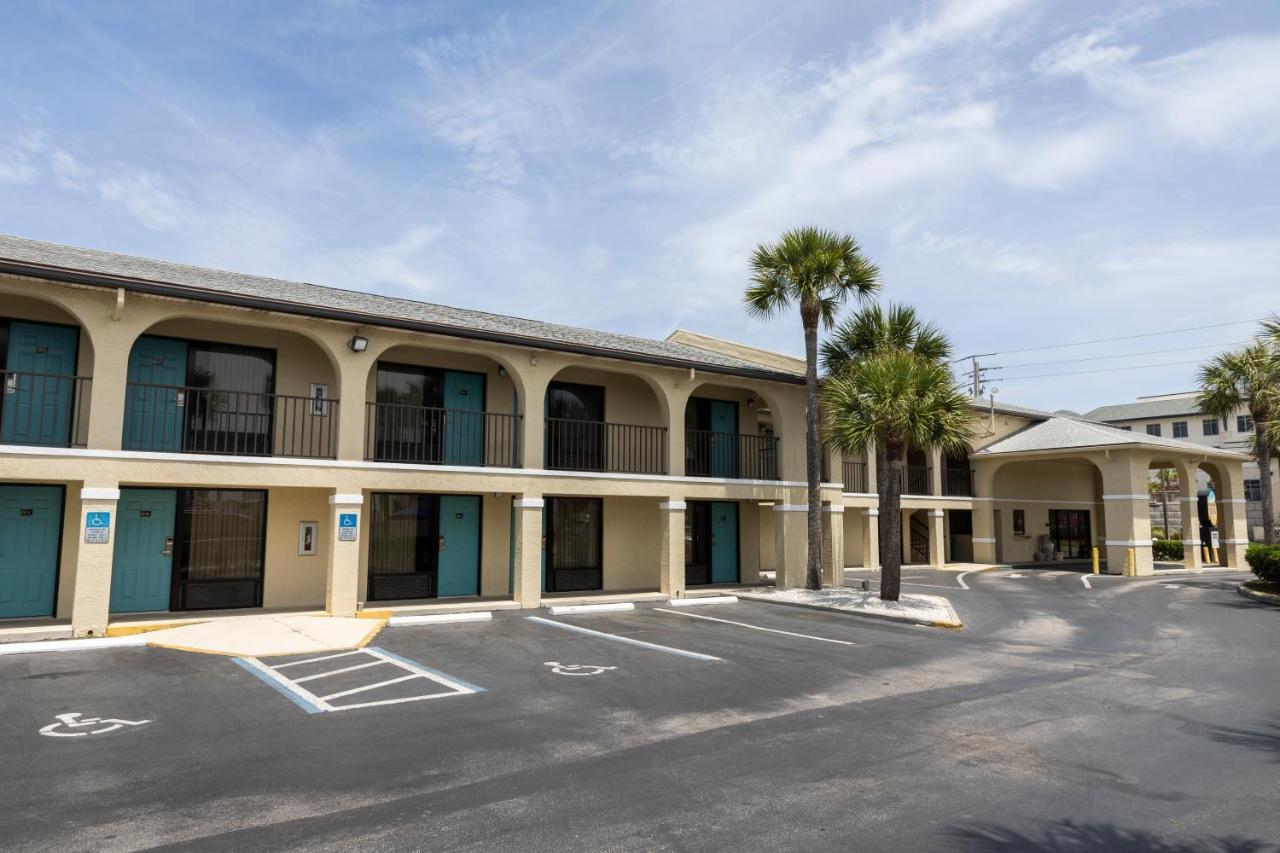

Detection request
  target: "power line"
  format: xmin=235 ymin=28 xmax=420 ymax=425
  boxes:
xmin=997 ymin=357 xmax=1208 ymax=383
xmin=981 ymin=318 xmax=1259 ymax=357
xmin=994 ymin=339 xmax=1249 ymax=371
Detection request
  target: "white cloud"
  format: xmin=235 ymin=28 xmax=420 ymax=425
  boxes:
xmin=94 ymin=172 xmax=186 ymax=231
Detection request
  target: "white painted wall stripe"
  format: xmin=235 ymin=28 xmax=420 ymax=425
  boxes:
xmin=1104 ymin=539 xmax=1153 ymax=547
xmin=823 ymin=505 xmax=845 ymax=514
xmin=80 ymin=487 xmax=121 ymax=501
xmin=972 ymin=537 xmax=996 ymax=543
xmin=330 ymin=493 xmax=363 ymax=505
xmin=773 ymin=504 xmax=808 ymax=512
xmin=1102 ymin=494 xmax=1149 ymax=501
xmin=659 ymin=501 xmax=687 ymax=510
xmin=513 ymin=498 xmax=545 ymax=508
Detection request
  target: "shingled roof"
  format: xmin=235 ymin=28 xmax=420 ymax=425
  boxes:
xmin=0 ymin=234 xmax=803 ymax=384
xmin=1085 ymin=396 xmax=1204 ymax=422
xmin=973 ymin=415 xmax=1247 ymax=459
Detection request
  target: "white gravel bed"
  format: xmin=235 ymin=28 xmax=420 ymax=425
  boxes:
xmin=736 ymin=586 xmax=962 ymax=628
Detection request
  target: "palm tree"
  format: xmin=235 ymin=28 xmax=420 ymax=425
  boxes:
xmin=822 ymin=345 xmax=974 ymax=602
xmin=745 ymin=227 xmax=881 ymax=590
xmin=1198 ymin=340 xmax=1280 ymax=545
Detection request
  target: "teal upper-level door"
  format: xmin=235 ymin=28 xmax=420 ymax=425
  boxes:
xmin=0 ymin=485 xmax=63 ymax=618
xmin=442 ymin=370 xmax=485 ymax=465
xmin=709 ymin=399 xmax=738 ymax=478
xmin=124 ymin=337 xmax=188 ymax=451
xmin=2 ymin=321 xmax=79 ymax=446
xmin=710 ymin=501 xmax=739 ymax=583
xmin=110 ymin=489 xmax=177 ymax=613
xmin=437 ymin=495 xmax=481 ymax=597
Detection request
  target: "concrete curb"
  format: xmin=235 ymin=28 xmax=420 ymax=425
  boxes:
xmin=735 ymin=592 xmax=963 ymax=630
xmin=0 ymin=634 xmax=149 ymax=656
xmin=1238 ymin=583 xmax=1280 ymax=606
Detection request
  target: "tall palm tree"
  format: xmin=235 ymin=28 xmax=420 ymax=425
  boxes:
xmin=822 ymin=345 xmax=974 ymax=602
xmin=1198 ymin=340 xmax=1280 ymax=545
xmin=745 ymin=227 xmax=881 ymax=590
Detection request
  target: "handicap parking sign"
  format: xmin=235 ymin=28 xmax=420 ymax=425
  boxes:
xmin=338 ymin=512 xmax=358 ymax=542
xmin=84 ymin=511 xmax=111 ymax=544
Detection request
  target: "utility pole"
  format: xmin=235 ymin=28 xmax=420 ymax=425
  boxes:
xmin=956 ymin=353 xmax=997 ymax=399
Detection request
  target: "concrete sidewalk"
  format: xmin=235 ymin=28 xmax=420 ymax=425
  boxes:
xmin=143 ymin=614 xmax=385 ymax=657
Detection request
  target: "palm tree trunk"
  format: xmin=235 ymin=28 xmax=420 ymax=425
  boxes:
xmin=880 ymin=449 xmax=904 ymax=602
xmin=1257 ymin=419 xmax=1276 ymax=545
xmin=803 ymin=315 xmax=823 ymax=590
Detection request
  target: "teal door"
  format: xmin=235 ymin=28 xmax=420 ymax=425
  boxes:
xmin=0 ymin=485 xmax=63 ymax=618
xmin=110 ymin=489 xmax=177 ymax=613
xmin=710 ymin=501 xmax=739 ymax=583
xmin=124 ymin=337 xmax=187 ymax=451
xmin=442 ymin=370 xmax=485 ymax=465
xmin=709 ymin=400 xmax=738 ymax=478
xmin=2 ymin=321 xmax=79 ymax=446
xmin=437 ymin=495 xmax=481 ymax=597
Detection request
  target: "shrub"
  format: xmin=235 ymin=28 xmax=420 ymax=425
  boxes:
xmin=1245 ymin=544 xmax=1280 ymax=585
xmin=1152 ymin=539 xmax=1184 ymax=561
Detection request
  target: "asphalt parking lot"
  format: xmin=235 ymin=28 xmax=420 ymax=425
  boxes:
xmin=2 ymin=568 xmax=1278 ymax=852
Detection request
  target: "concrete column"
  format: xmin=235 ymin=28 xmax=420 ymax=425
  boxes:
xmin=773 ymin=502 xmax=807 ymax=589
xmin=863 ymin=508 xmax=880 ymax=569
xmin=81 ymin=316 xmax=151 ymax=451
xmin=928 ymin=509 xmax=946 ymax=568
xmin=865 ymin=445 xmax=878 ymax=495
xmin=1218 ymin=495 xmax=1249 ymax=569
xmin=1099 ymin=452 xmax=1154 ymax=576
xmin=971 ymin=463 xmax=999 ymax=563
xmin=662 ymin=385 xmax=693 ymax=477
xmin=821 ymin=504 xmax=844 ymax=586
xmin=901 ymin=509 xmax=912 ymax=564
xmin=70 ymin=485 xmax=120 ymax=637
xmin=659 ymin=500 xmax=686 ymax=597
xmin=929 ymin=448 xmax=943 ymax=497
xmin=519 ymin=373 xmax=551 ymax=470
xmin=512 ymin=496 xmax=544 ymax=607
xmin=1173 ymin=460 xmax=1202 ymax=570
xmin=333 ymin=360 xmax=372 ymax=462
xmin=326 ymin=493 xmax=363 ymax=616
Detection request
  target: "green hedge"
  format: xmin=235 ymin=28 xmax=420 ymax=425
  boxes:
xmin=1152 ymin=539 xmax=1184 ymax=561
xmin=1245 ymin=544 xmax=1280 ymax=584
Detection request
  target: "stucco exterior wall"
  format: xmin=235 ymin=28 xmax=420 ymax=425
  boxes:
xmin=262 ymin=487 xmax=330 ymax=608
xmin=989 ymin=460 xmax=1102 ymax=564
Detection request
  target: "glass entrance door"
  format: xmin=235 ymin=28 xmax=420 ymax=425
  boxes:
xmin=1048 ymin=509 xmax=1091 ymax=559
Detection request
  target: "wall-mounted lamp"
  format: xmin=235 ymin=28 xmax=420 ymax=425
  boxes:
xmin=348 ymin=335 xmax=369 ymax=353
xmin=498 ymin=366 xmax=508 ymax=377
xmin=529 ymin=355 xmax=538 ymax=367
xmin=747 ymin=396 xmax=756 ymax=409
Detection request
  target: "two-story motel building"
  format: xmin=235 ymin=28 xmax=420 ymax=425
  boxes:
xmin=0 ymin=236 xmax=1251 ymax=638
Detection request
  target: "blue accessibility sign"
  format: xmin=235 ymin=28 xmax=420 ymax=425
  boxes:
xmin=84 ymin=511 xmax=111 ymax=544
xmin=86 ymin=512 xmax=111 ymax=528
xmin=338 ymin=512 xmax=358 ymax=541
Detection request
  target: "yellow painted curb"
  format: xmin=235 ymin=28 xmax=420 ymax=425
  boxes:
xmin=106 ymin=621 xmax=207 ymax=637
xmin=145 ymin=640 xmax=244 ymax=656
xmin=357 ymin=610 xmax=392 ymax=620
xmin=356 ymin=618 xmax=387 ymax=648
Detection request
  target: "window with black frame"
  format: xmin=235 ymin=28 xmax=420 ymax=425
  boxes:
xmin=184 ymin=342 xmax=276 ymax=455
xmin=545 ymin=497 xmax=602 ymax=591
xmin=173 ymin=489 xmax=267 ymax=610
xmin=374 ymin=364 xmax=444 ymax=463
xmin=368 ymin=493 xmax=439 ymax=600
xmin=545 ymin=382 xmax=605 ymax=470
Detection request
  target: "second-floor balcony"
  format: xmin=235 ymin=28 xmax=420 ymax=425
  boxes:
xmin=545 ymin=418 xmax=666 ymax=474
xmin=842 ymin=461 xmax=869 ymax=493
xmin=685 ymin=430 xmax=780 ymax=480
xmin=1 ymin=370 xmax=91 ymax=448
xmin=124 ymin=382 xmax=339 ymax=459
xmin=943 ymin=467 xmax=975 ymax=497
xmin=366 ymin=401 xmax=521 ymax=467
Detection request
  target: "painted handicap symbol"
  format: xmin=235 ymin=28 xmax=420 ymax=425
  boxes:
xmin=39 ymin=712 xmax=151 ymax=738
xmin=543 ymin=661 xmax=617 ymax=677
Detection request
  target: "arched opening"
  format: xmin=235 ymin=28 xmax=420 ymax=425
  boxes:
xmin=363 ymin=342 xmax=520 ymax=467
xmin=683 ymin=381 xmax=780 ymax=481
xmin=990 ymin=458 xmax=1104 ymax=566
xmin=542 ymin=364 xmax=666 ymax=474
xmin=122 ymin=316 xmax=339 ymax=458
xmin=0 ymin=292 xmax=94 ymax=448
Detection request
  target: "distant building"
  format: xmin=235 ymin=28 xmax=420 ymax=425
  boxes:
xmin=1086 ymin=391 xmax=1277 ymax=540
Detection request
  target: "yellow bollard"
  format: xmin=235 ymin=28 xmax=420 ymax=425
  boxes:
xmin=1126 ymin=548 xmax=1136 ymax=577
xmin=1091 ymin=547 xmax=1100 ymax=575
xmin=1202 ymin=544 xmax=1210 ymax=563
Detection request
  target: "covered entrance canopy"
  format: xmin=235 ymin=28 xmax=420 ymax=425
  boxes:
xmin=968 ymin=414 xmax=1250 ymax=575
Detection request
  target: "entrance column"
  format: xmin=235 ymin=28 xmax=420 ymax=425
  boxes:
xmin=901 ymin=509 xmax=913 ymax=564
xmin=70 ymin=485 xmax=119 ymax=638
xmin=659 ymin=500 xmax=686 ymax=598
xmin=326 ymin=493 xmax=363 ymax=617
xmin=773 ymin=501 xmax=807 ymax=589
xmin=821 ymin=504 xmax=844 ymax=586
xmin=863 ymin=508 xmax=880 ymax=569
xmin=1218 ymin=480 xmax=1250 ymax=570
xmin=928 ymin=509 xmax=946 ymax=568
xmin=971 ymin=463 xmax=998 ymax=563
xmin=512 ymin=495 xmax=544 ymax=608
xmin=1099 ymin=452 xmax=1154 ymax=576
xmin=1173 ymin=460 xmax=1202 ymax=570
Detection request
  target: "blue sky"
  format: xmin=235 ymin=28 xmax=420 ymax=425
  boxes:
xmin=2 ymin=0 xmax=1277 ymax=412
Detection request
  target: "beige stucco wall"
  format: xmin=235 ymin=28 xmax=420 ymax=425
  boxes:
xmin=989 ymin=460 xmax=1102 ymax=564
xmin=262 ymin=487 xmax=330 ymax=608
xmin=599 ymin=495 xmax=662 ymax=590
xmin=364 ymin=344 xmax=518 ymax=416
xmin=550 ymin=366 xmax=665 ymax=427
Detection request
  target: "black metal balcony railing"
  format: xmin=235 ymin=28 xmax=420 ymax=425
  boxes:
xmin=842 ymin=461 xmax=869 ymax=493
xmin=943 ymin=467 xmax=975 ymax=497
xmin=544 ymin=418 xmax=666 ymax=474
xmin=366 ymin=402 xmax=520 ymax=467
xmin=685 ymin=430 xmax=780 ymax=480
xmin=0 ymin=370 xmax=91 ymax=448
xmin=901 ymin=464 xmax=931 ymax=495
xmin=124 ymin=383 xmax=338 ymax=459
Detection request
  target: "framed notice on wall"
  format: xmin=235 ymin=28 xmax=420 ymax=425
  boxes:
xmin=298 ymin=521 xmax=318 ymax=556
xmin=309 ymin=383 xmax=330 ymax=416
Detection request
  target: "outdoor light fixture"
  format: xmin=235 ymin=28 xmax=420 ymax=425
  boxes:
xmin=498 ymin=366 xmax=508 ymax=377
xmin=747 ymin=397 xmax=756 ymax=409
xmin=348 ymin=335 xmax=369 ymax=353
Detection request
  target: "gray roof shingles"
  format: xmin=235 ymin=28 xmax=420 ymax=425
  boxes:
xmin=974 ymin=415 xmax=1246 ymax=459
xmin=0 ymin=234 xmax=802 ymax=383
xmin=1085 ymin=397 xmax=1204 ymax=422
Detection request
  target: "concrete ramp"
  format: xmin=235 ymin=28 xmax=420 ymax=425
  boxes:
xmin=143 ymin=614 xmax=385 ymax=657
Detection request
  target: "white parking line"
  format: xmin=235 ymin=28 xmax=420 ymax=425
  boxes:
xmin=526 ymin=615 xmax=722 ymax=661
xmin=234 ymin=646 xmax=484 ymax=713
xmin=1081 ymin=576 xmax=1092 ymax=589
xmin=653 ymin=608 xmax=858 ymax=646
